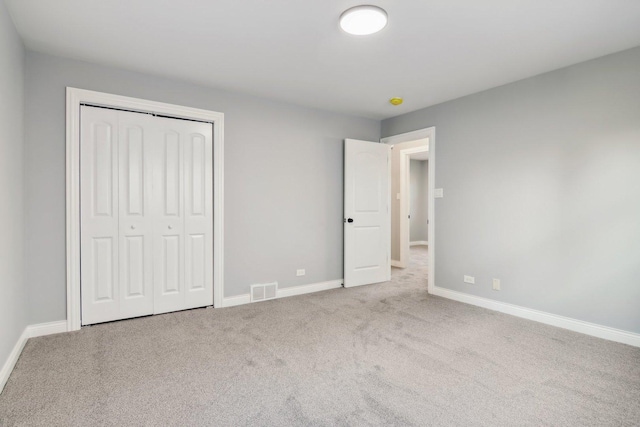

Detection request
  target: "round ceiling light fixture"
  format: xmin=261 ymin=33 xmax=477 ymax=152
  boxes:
xmin=340 ymin=5 xmax=388 ymax=35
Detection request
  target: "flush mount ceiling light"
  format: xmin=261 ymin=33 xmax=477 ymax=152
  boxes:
xmin=340 ymin=5 xmax=388 ymax=35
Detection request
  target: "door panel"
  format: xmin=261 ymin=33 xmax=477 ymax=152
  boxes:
xmin=189 ymin=134 xmax=206 ymax=215
xmin=161 ymin=235 xmax=181 ymax=293
xmin=354 ymin=152 xmax=381 ymax=212
xmin=187 ymin=234 xmax=206 ymax=290
xmin=162 ymin=131 xmax=181 ymax=216
xmin=92 ymin=237 xmax=115 ymax=301
xmin=153 ymin=121 xmax=186 ymax=314
xmin=184 ymin=125 xmax=214 ymax=308
xmin=92 ymin=123 xmax=115 ymax=216
xmin=118 ymin=113 xmax=154 ymax=319
xmin=124 ymin=126 xmax=144 ymax=215
xmin=344 ymin=139 xmax=391 ymax=287
xmin=123 ymin=235 xmax=145 ymax=297
xmin=354 ymin=226 xmax=383 ymax=269
xmin=81 ymin=106 xmax=120 ymax=325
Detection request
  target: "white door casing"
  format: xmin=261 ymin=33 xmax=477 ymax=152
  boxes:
xmin=344 ymin=139 xmax=391 ymax=287
xmin=80 ymin=106 xmax=214 ymax=325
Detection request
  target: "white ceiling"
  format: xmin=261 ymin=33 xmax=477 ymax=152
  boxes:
xmin=6 ymin=0 xmax=640 ymax=119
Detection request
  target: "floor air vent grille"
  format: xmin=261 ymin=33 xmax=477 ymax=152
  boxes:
xmin=251 ymin=282 xmax=278 ymax=302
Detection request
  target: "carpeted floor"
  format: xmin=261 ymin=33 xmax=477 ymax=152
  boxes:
xmin=1 ymin=247 xmax=639 ymax=426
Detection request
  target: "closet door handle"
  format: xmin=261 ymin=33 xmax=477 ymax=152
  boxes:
xmin=130 ymin=225 xmax=136 ymax=230
xmin=168 ymin=225 xmax=173 ymax=230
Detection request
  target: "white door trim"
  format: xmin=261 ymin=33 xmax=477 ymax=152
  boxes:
xmin=381 ymin=127 xmax=435 ymax=293
xmin=66 ymin=88 xmax=225 ymax=331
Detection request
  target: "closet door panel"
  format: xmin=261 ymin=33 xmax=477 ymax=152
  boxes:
xmin=161 ymin=235 xmax=181 ymax=293
xmin=118 ymin=112 xmax=154 ymax=318
xmin=153 ymin=124 xmax=186 ymax=314
xmin=80 ymin=106 xmax=120 ymax=325
xmin=184 ymin=124 xmax=214 ymax=308
xmin=186 ymin=233 xmax=206 ymax=290
xmin=122 ymin=235 xmax=145 ymax=296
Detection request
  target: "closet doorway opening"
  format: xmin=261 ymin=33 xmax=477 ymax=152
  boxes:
xmin=66 ymin=88 xmax=225 ymax=331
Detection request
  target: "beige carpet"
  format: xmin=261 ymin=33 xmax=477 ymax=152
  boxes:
xmin=1 ymin=247 xmax=639 ymax=426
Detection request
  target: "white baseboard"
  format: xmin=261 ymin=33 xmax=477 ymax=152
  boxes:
xmin=0 ymin=320 xmax=68 ymax=393
xmin=391 ymin=260 xmax=403 ymax=268
xmin=221 ymin=279 xmax=343 ymax=308
xmin=410 ymin=241 xmax=428 ymax=246
xmin=431 ymin=286 xmax=640 ymax=348
xmin=0 ymin=329 xmax=29 ymax=394
xmin=277 ymin=279 xmax=342 ymax=299
xmin=27 ymin=320 xmax=68 ymax=338
xmin=220 ymin=294 xmax=251 ymax=308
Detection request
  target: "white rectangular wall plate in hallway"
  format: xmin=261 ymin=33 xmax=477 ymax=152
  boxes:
xmin=434 ymin=188 xmax=444 ymax=198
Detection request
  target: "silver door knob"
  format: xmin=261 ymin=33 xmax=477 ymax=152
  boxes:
xmin=130 ymin=225 xmax=136 ymax=230
xmin=168 ymin=225 xmax=173 ymax=229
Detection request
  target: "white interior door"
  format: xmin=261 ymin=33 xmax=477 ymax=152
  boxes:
xmin=152 ymin=119 xmax=186 ymax=314
xmin=183 ymin=122 xmax=214 ymax=309
xmin=81 ymin=106 xmax=213 ymax=325
xmin=152 ymin=117 xmax=214 ymax=314
xmin=344 ymin=139 xmax=391 ymax=287
xmin=80 ymin=106 xmax=122 ymax=325
xmin=118 ymin=111 xmax=155 ymax=319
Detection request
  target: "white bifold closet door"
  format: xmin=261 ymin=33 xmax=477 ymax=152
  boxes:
xmin=80 ymin=106 xmax=213 ymax=325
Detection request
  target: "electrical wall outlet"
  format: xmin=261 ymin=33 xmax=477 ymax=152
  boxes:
xmin=434 ymin=188 xmax=444 ymax=198
xmin=296 ymin=269 xmax=306 ymax=277
xmin=493 ymin=279 xmax=501 ymax=291
xmin=464 ymin=275 xmax=475 ymax=284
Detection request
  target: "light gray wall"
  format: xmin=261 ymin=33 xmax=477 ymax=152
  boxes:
xmin=410 ymin=160 xmax=428 ymax=242
xmin=382 ymin=46 xmax=640 ymax=334
xmin=0 ymin=0 xmax=27 ymax=368
xmin=25 ymin=52 xmax=380 ymax=324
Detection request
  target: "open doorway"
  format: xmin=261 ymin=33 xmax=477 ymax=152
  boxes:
xmin=385 ymin=139 xmax=429 ymax=268
xmin=380 ymin=128 xmax=435 ymax=292
xmin=408 ymin=151 xmax=429 ymax=257
xmin=397 ymin=143 xmax=428 ymax=270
